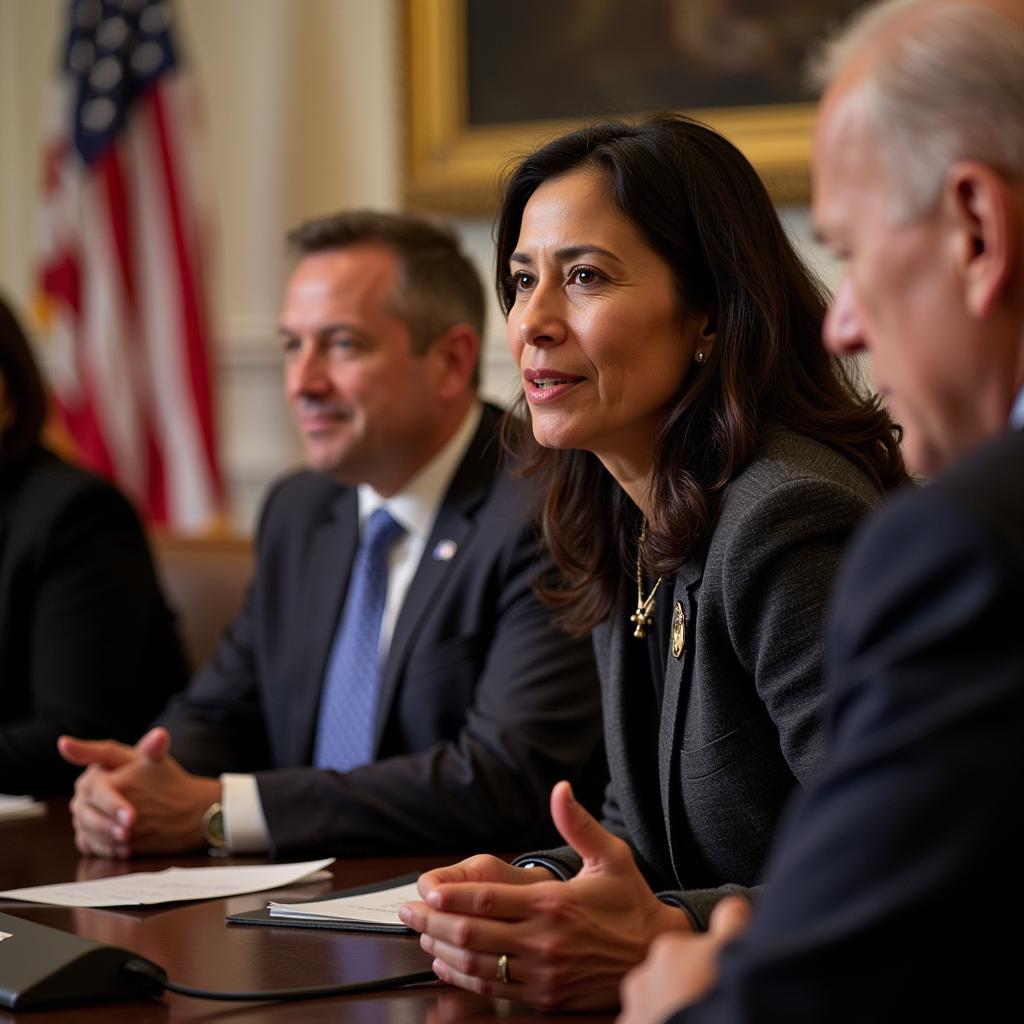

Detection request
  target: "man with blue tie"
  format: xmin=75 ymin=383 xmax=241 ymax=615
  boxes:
xmin=60 ymin=210 xmax=604 ymax=858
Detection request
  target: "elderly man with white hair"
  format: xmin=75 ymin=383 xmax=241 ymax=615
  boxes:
xmin=618 ymin=1 xmax=1024 ymax=1020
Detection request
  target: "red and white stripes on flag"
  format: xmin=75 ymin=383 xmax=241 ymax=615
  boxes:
xmin=36 ymin=0 xmax=222 ymax=531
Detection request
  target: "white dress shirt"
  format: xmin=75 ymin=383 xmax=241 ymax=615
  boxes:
xmin=221 ymin=402 xmax=484 ymax=852
xmin=1011 ymin=385 xmax=1024 ymax=430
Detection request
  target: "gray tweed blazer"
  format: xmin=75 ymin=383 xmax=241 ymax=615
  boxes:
xmin=517 ymin=427 xmax=887 ymax=926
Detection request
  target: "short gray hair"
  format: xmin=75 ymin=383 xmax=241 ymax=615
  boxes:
xmin=811 ymin=0 xmax=1024 ymax=221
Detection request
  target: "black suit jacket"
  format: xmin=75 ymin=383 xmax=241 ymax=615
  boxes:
xmin=0 ymin=447 xmax=188 ymax=795
xmin=677 ymin=427 xmax=1024 ymax=1022
xmin=161 ymin=405 xmax=605 ymax=855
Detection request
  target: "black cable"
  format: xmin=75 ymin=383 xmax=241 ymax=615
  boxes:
xmin=122 ymin=958 xmax=437 ymax=1002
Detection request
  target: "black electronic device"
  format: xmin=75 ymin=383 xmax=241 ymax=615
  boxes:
xmin=0 ymin=910 xmax=435 ymax=1009
xmin=0 ymin=911 xmax=165 ymax=1010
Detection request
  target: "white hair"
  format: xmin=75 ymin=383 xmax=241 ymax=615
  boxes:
xmin=811 ymin=0 xmax=1024 ymax=221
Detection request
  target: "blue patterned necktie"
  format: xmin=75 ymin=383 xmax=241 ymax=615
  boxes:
xmin=313 ymin=507 xmax=406 ymax=772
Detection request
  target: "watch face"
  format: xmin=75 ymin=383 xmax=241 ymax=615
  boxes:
xmin=203 ymin=803 xmax=225 ymax=848
xmin=209 ymin=810 xmax=224 ymax=841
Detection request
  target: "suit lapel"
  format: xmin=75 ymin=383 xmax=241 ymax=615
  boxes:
xmin=372 ymin=406 xmax=501 ymax=746
xmin=285 ymin=489 xmax=359 ymax=764
xmin=593 ymin=571 xmax=674 ymax=879
xmin=602 ymin=604 xmax=651 ymax=833
xmin=659 ymin=556 xmax=704 ymax=885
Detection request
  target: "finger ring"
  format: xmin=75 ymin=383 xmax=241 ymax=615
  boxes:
xmin=496 ymin=952 xmax=511 ymax=984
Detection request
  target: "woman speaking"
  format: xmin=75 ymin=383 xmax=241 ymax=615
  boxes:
xmin=400 ymin=115 xmax=909 ymax=1010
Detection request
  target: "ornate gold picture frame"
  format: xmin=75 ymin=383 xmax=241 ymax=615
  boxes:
xmin=405 ymin=0 xmax=846 ymax=213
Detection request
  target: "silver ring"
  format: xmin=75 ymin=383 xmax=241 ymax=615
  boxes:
xmin=496 ymin=952 xmax=510 ymax=984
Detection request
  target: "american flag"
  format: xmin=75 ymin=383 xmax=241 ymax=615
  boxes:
xmin=36 ymin=0 xmax=222 ymax=531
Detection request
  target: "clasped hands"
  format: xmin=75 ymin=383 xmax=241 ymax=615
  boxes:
xmin=58 ymin=727 xmax=220 ymax=858
xmin=399 ymin=779 xmax=733 ymax=1012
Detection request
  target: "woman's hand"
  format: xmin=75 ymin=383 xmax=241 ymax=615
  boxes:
xmin=400 ymin=781 xmax=693 ymax=1011
xmin=417 ymin=853 xmax=556 ymax=902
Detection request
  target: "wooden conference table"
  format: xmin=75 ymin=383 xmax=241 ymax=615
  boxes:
xmin=0 ymin=801 xmax=616 ymax=1023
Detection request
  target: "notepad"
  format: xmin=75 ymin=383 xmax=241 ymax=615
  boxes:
xmin=0 ymin=794 xmax=46 ymax=823
xmin=266 ymin=878 xmax=419 ymax=932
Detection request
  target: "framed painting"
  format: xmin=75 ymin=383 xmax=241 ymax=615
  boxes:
xmin=404 ymin=0 xmax=867 ymax=212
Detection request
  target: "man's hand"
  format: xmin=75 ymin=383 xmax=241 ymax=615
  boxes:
xmin=616 ymin=896 xmax=752 ymax=1024
xmin=399 ymin=780 xmax=692 ymax=1011
xmin=59 ymin=727 xmax=221 ymax=858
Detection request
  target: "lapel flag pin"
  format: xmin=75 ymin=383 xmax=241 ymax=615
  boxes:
xmin=433 ymin=539 xmax=458 ymax=562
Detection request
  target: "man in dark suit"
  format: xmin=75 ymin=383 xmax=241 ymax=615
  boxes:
xmin=618 ymin=1 xmax=1024 ymax=1020
xmin=60 ymin=210 xmax=603 ymax=857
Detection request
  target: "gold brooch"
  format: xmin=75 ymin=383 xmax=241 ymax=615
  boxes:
xmin=671 ymin=602 xmax=686 ymax=659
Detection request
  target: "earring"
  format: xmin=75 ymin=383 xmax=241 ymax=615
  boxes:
xmin=695 ymin=350 xmax=706 ymax=364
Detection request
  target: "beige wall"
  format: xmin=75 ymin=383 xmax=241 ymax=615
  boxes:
xmin=0 ymin=0 xmax=837 ymax=531
xmin=0 ymin=0 xmax=59 ymax=308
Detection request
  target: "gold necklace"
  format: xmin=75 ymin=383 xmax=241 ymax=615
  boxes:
xmin=630 ymin=521 xmax=663 ymax=639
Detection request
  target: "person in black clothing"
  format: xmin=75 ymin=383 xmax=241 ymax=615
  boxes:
xmin=0 ymin=294 xmax=187 ymax=795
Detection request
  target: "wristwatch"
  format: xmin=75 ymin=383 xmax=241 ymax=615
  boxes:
xmin=201 ymin=801 xmax=226 ymax=851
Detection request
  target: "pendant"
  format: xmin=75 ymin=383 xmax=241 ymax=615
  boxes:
xmin=630 ymin=608 xmax=654 ymax=639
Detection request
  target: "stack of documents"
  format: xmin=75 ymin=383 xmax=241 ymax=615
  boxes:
xmin=266 ymin=878 xmax=420 ymax=932
xmin=0 ymin=794 xmax=46 ymax=823
xmin=0 ymin=859 xmax=334 ymax=907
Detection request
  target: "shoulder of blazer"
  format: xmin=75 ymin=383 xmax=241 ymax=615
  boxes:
xmin=930 ymin=426 xmax=1024 ymax=506
xmin=9 ymin=446 xmax=109 ymax=501
xmin=896 ymin=427 xmax=1024 ymax=550
xmin=717 ymin=428 xmax=883 ymax=527
xmin=1 ymin=448 xmax=134 ymax=538
xmin=431 ymin=402 xmax=510 ymax=520
xmin=746 ymin=427 xmax=880 ymax=494
xmin=675 ymin=428 xmax=883 ymax=592
xmin=254 ymin=467 xmax=348 ymax=543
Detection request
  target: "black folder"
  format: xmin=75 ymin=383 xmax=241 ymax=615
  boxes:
xmin=225 ymin=872 xmax=418 ymax=934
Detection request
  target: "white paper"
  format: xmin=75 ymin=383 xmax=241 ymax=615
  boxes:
xmin=0 ymin=858 xmax=334 ymax=908
xmin=268 ymin=880 xmax=420 ymax=925
xmin=0 ymin=794 xmax=46 ymax=823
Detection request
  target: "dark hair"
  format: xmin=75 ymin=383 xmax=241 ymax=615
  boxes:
xmin=496 ymin=114 xmax=908 ymax=635
xmin=288 ymin=209 xmax=486 ymax=388
xmin=0 ymin=294 xmax=47 ymax=466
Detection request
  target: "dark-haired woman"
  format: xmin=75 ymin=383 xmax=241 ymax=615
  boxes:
xmin=400 ymin=114 xmax=910 ymax=1011
xmin=0 ymin=295 xmax=187 ymax=795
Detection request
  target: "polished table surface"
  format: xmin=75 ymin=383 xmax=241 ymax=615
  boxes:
xmin=0 ymin=801 xmax=615 ymax=1022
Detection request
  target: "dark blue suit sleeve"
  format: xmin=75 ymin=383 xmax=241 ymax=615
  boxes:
xmin=675 ymin=479 xmax=1024 ymax=1022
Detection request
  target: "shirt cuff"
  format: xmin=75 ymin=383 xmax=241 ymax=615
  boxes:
xmin=510 ymin=856 xmax=574 ymax=880
xmin=220 ymin=773 xmax=270 ymax=853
